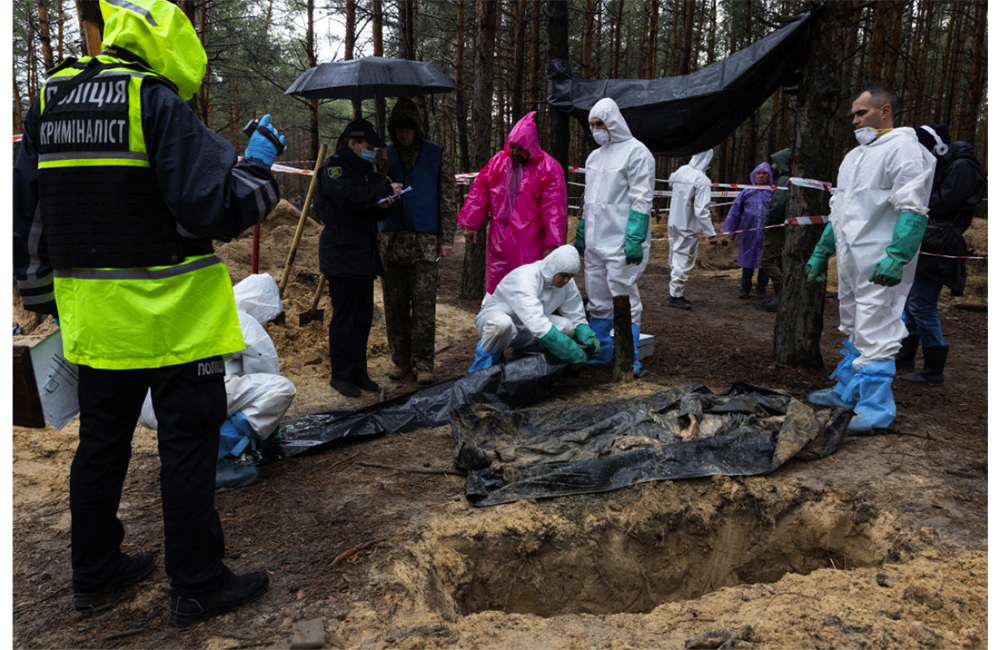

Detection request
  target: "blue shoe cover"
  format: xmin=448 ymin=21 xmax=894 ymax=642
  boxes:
xmin=631 ymin=324 xmax=642 ymax=374
xmin=587 ymin=318 xmax=614 ymax=365
xmin=468 ymin=341 xmax=502 ymax=373
xmin=809 ymin=339 xmax=860 ymax=408
xmin=847 ymin=360 xmax=897 ymax=432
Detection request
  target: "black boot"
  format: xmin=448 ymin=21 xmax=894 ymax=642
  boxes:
xmin=895 ymin=335 xmax=920 ymax=372
xmin=901 ymin=345 xmax=947 ymax=385
xmin=354 ymin=369 xmax=379 ymax=392
xmin=169 ymin=572 xmax=269 ymax=627
xmin=762 ymin=284 xmax=781 ymax=312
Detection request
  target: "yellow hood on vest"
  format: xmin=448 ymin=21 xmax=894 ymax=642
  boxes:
xmin=100 ymin=0 xmax=206 ymax=101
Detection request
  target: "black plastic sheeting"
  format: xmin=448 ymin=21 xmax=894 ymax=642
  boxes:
xmin=546 ymin=8 xmax=818 ymax=156
xmin=451 ymin=382 xmax=851 ymax=506
xmin=253 ymin=352 xmax=566 ymax=464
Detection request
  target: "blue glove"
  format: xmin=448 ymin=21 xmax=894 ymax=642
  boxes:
xmin=245 ymin=114 xmax=285 ymax=167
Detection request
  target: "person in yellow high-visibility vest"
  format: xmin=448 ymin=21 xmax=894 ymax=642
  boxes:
xmin=14 ymin=0 xmax=284 ymax=627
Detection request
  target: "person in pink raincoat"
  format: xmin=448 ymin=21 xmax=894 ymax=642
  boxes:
xmin=458 ymin=112 xmax=568 ymax=294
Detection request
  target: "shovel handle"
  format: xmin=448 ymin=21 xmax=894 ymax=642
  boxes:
xmin=309 ymin=275 xmax=328 ymax=310
xmin=278 ymin=143 xmax=328 ymax=298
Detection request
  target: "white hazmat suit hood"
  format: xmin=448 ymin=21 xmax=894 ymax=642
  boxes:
xmin=540 ymin=245 xmax=581 ymax=286
xmin=589 ymin=97 xmax=635 ymax=145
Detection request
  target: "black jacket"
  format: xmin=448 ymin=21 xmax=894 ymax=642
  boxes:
xmin=317 ymin=145 xmax=394 ymax=279
xmin=916 ymin=142 xmax=986 ymax=294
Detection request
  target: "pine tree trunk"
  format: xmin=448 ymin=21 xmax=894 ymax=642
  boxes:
xmin=528 ymin=0 xmax=542 ymax=109
xmin=680 ymin=0 xmax=695 ymax=75
xmin=373 ymin=0 xmax=386 ymax=135
xmin=57 ymin=0 xmax=64 ymax=61
xmin=306 ymin=0 xmax=319 ymax=162
xmin=545 ymin=0 xmax=570 ymax=167
xmin=455 ymin=0 xmax=471 ymax=173
xmin=612 ymin=0 xmax=624 ymax=77
xmin=943 ymin=1 xmax=967 ymax=130
xmin=38 ymin=0 xmax=54 ymax=71
xmin=459 ymin=0 xmax=499 ymax=301
xmin=13 ymin=71 xmax=24 ymax=135
xmin=346 ymin=0 xmax=360 ymax=118
xmin=511 ymin=0 xmax=528 ymax=117
xmin=773 ymin=2 xmax=854 ymax=368
xmin=74 ymin=0 xmax=103 ymax=57
xmin=884 ymin=1 xmax=906 ymax=91
xmin=959 ymin=0 xmax=987 ymax=143
xmin=581 ymin=0 xmax=595 ymax=79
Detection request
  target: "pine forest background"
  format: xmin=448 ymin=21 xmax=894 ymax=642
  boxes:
xmin=12 ymin=0 xmax=988 ymax=213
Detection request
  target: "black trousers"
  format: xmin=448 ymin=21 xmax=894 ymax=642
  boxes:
xmin=327 ymin=276 xmax=374 ymax=382
xmin=71 ymin=359 xmax=232 ymax=596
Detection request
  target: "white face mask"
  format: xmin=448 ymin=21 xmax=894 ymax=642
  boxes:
xmin=854 ymin=127 xmax=879 ymax=146
xmin=592 ymin=127 xmax=610 ymax=146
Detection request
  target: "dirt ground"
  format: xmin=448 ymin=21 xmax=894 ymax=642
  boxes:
xmin=12 ymin=202 xmax=988 ymax=649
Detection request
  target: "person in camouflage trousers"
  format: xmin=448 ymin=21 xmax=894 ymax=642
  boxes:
xmin=380 ymin=98 xmax=458 ymax=384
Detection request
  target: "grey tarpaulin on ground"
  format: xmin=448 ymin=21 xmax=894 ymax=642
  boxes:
xmin=451 ymin=382 xmax=851 ymax=506
xmin=546 ymin=7 xmax=818 ymax=156
xmin=254 ymin=352 xmax=567 ymax=464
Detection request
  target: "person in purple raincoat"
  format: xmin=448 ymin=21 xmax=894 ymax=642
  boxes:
xmin=722 ymin=162 xmax=774 ymax=299
xmin=458 ymin=112 xmax=568 ymax=294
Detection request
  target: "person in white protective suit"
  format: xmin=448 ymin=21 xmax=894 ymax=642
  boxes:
xmin=805 ymin=86 xmax=935 ymax=433
xmin=574 ymin=98 xmax=655 ymax=375
xmin=469 ymin=245 xmax=600 ymax=371
xmin=666 ymin=150 xmax=716 ymax=310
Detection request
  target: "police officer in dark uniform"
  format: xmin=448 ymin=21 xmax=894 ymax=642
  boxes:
xmin=318 ymin=119 xmax=402 ymax=398
xmin=13 ymin=0 xmax=279 ymax=626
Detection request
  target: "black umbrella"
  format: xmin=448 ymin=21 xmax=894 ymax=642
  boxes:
xmin=285 ymin=56 xmax=457 ymax=102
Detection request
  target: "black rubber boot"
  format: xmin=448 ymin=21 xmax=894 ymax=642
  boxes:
xmin=895 ymin=335 xmax=920 ymax=373
xmin=901 ymin=345 xmax=947 ymax=385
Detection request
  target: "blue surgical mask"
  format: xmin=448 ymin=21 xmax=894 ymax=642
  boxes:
xmin=360 ymin=148 xmax=377 ymax=162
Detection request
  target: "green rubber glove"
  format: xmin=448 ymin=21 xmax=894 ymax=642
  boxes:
xmin=574 ymin=217 xmax=586 ymax=257
xmin=573 ymin=323 xmax=600 ymax=359
xmin=805 ymin=222 xmax=837 ymax=283
xmin=869 ymin=210 xmax=929 ymax=287
xmin=540 ymin=325 xmax=588 ymax=365
xmin=624 ymin=208 xmax=650 ymax=265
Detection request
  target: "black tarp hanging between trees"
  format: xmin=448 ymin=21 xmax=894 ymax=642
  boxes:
xmin=452 ymin=383 xmax=851 ymax=507
xmin=546 ymin=8 xmax=818 ymax=156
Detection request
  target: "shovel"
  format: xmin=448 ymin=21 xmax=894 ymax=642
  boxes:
xmin=298 ymin=275 xmax=327 ymax=326
xmin=276 ymin=143 xmax=328 ymax=301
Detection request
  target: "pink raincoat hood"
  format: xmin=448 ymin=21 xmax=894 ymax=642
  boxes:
xmin=504 ymin=112 xmax=544 ymax=162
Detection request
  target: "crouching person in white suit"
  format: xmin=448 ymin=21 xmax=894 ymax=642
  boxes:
xmin=469 ymin=245 xmax=601 ymax=371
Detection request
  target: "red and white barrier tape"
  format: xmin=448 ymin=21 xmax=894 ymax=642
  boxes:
xmin=13 ymin=134 xmax=23 ymax=142
xmin=789 ymin=177 xmax=834 ymax=192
